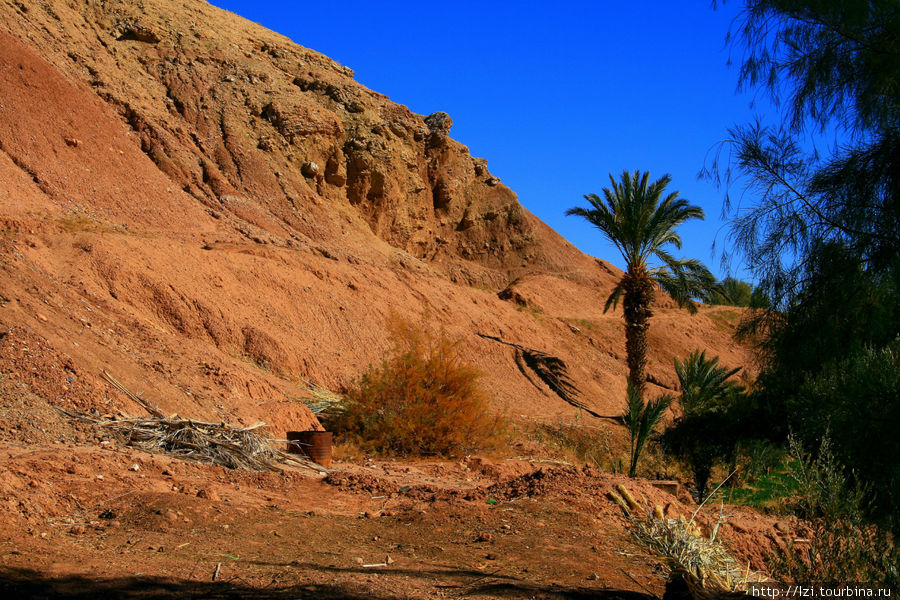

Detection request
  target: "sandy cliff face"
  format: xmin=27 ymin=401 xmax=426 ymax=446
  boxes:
xmin=0 ymin=0 xmax=750 ymax=437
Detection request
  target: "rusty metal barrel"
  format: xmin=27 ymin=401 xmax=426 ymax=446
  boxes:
xmin=286 ymin=431 xmax=333 ymax=467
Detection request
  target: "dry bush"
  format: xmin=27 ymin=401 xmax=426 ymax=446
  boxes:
xmin=330 ymin=316 xmax=504 ymax=457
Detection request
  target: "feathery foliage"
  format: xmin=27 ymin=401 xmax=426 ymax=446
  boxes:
xmin=333 ymin=316 xmax=503 ymax=457
xmin=566 ymin=170 xmax=721 ymax=391
xmin=674 ymin=350 xmax=742 ymax=417
xmin=623 ymin=382 xmax=672 ymax=477
xmin=710 ymin=0 xmax=900 ymax=524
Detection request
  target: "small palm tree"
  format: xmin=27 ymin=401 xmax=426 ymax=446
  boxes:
xmin=566 ymin=170 xmax=720 ymax=394
xmin=674 ymin=350 xmax=741 ymax=417
xmin=623 ymin=382 xmax=672 ymax=477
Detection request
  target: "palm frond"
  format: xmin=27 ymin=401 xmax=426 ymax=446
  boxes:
xmin=624 ymin=381 xmax=673 ymax=477
xmin=652 ymin=251 xmax=721 ymax=313
xmin=674 ymin=350 xmax=742 ymax=417
xmin=604 ymin=280 xmax=625 ymax=313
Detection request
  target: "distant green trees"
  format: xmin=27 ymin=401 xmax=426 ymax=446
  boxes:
xmin=708 ymin=277 xmax=769 ymax=309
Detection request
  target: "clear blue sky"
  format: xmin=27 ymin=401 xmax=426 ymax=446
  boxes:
xmin=209 ymin=0 xmax=773 ymax=281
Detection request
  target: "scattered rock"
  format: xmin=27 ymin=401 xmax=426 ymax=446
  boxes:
xmin=424 ymin=112 xmax=452 ymax=135
xmin=197 ymin=488 xmax=220 ymax=501
xmin=117 ymin=23 xmax=160 ymax=44
xmin=301 ymin=161 xmax=320 ymax=178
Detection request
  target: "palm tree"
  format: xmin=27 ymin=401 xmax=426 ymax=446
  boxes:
xmin=623 ymin=382 xmax=672 ymax=477
xmin=566 ymin=170 xmax=720 ymax=394
xmin=674 ymin=349 xmax=741 ymax=417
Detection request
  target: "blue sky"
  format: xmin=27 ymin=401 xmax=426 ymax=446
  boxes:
xmin=210 ymin=1 xmax=775 ymax=280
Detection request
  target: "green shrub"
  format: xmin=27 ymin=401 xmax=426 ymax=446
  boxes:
xmin=330 ymin=316 xmax=503 ymax=457
xmin=788 ymin=341 xmax=900 ymax=524
xmin=769 ymin=436 xmax=899 ymax=587
xmin=624 ymin=383 xmax=672 ymax=477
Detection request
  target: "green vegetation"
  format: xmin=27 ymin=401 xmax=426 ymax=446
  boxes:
xmin=706 ymin=0 xmax=900 ymax=532
xmin=708 ymin=277 xmax=769 ymax=308
xmin=566 ymin=170 xmax=721 ymax=395
xmin=722 ymin=464 xmax=798 ymax=510
xmin=769 ymin=436 xmax=899 ymax=587
xmin=661 ymin=350 xmax=744 ymax=500
xmin=623 ymin=383 xmax=672 ymax=477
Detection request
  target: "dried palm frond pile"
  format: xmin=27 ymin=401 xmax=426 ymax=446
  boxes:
xmin=298 ymin=379 xmax=345 ymax=416
xmin=630 ymin=514 xmax=759 ymax=596
xmin=610 ymin=484 xmax=764 ymax=599
xmin=58 ymin=371 xmax=325 ymax=473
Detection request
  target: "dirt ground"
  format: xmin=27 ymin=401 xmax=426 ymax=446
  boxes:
xmin=0 ymin=423 xmax=797 ymax=599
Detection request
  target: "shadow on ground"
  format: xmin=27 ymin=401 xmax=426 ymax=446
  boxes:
xmin=0 ymin=566 xmax=658 ymax=599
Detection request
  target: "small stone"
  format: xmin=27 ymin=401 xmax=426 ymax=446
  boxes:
xmin=196 ymin=488 xmax=220 ymax=501
xmin=385 ymin=555 xmax=394 ymax=565
xmin=485 ymin=553 xmax=498 ymax=560
xmin=70 ymin=525 xmax=86 ymax=535
xmin=301 ymin=161 xmax=320 ymax=178
xmin=129 ymin=464 xmax=140 ymax=472
xmin=475 ymin=532 xmax=493 ymax=543
xmin=588 ymin=573 xmax=601 ymax=581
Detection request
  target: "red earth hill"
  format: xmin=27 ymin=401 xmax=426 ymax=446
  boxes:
xmin=0 ymin=0 xmax=751 ymax=438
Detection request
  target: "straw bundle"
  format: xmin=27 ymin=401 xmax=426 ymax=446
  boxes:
xmin=629 ymin=512 xmax=762 ymax=597
xmin=298 ymin=379 xmax=345 ymax=416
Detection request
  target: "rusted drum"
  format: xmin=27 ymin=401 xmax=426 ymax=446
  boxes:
xmin=286 ymin=431 xmax=333 ymax=467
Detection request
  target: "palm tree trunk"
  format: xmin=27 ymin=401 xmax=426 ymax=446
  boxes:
xmin=622 ymin=269 xmax=655 ymax=395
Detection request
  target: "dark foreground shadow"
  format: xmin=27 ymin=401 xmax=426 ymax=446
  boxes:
xmin=470 ymin=581 xmax=657 ymax=600
xmin=0 ymin=566 xmax=659 ymax=599
xmin=2 ymin=567 xmax=377 ymax=600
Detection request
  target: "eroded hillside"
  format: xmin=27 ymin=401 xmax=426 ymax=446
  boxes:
xmin=0 ymin=0 xmax=750 ymax=437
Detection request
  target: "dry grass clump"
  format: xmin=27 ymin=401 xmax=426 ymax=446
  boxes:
xmin=298 ymin=378 xmax=345 ymax=416
xmin=330 ymin=316 xmax=505 ymax=457
xmin=529 ymin=421 xmax=611 ymax=468
xmin=630 ymin=513 xmax=759 ymax=595
xmin=611 ymin=483 xmax=762 ymax=599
